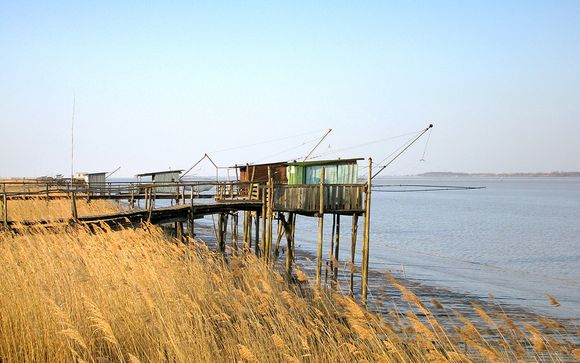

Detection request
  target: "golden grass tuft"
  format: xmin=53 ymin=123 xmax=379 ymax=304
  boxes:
xmin=546 ymin=293 xmax=560 ymax=307
xmin=0 ymin=200 xmax=576 ymax=362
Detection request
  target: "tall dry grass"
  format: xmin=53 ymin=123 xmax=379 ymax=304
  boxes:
xmin=4 ymin=198 xmax=122 ymax=221
xmin=0 ymin=201 xmax=577 ymax=362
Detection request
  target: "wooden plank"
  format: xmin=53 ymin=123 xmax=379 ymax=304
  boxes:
xmin=362 ymin=158 xmax=372 ymax=305
xmin=333 ymin=214 xmax=340 ymax=285
xmin=316 ymin=168 xmax=325 ymax=285
xmin=349 ymin=213 xmax=358 ymax=297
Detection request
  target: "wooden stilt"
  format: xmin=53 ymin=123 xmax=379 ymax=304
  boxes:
xmin=316 ymin=168 xmax=325 ymax=285
xmin=217 ymin=214 xmax=223 ymax=252
xmin=147 ymin=188 xmax=154 ymax=222
xmin=274 ymin=215 xmax=284 ymax=260
xmin=329 ymin=213 xmax=336 ymax=280
xmin=333 ymin=214 xmax=341 ymax=285
xmin=242 ymin=211 xmax=248 ymax=248
xmin=130 ymin=185 xmax=134 ymax=209
xmin=176 ymin=221 xmax=183 ymax=242
xmin=291 ymin=213 xmax=296 ymax=261
xmin=232 ymin=212 xmax=239 ymax=249
xmin=362 ymin=158 xmax=372 ymax=304
xmin=188 ymin=210 xmax=195 ymax=239
xmin=247 ymin=212 xmax=253 ymax=250
xmin=217 ymin=213 xmax=228 ymax=253
xmin=266 ymin=171 xmax=274 ymax=263
xmin=281 ymin=212 xmax=294 ymax=279
xmin=261 ymin=186 xmax=267 ymax=259
xmin=255 ymin=211 xmax=260 ymax=256
xmin=2 ymin=191 xmax=7 ymax=229
xmin=71 ymin=191 xmax=78 ymax=221
xmin=349 ymin=213 xmax=359 ymax=297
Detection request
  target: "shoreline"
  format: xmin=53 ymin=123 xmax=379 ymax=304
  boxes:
xmin=190 ymin=221 xmax=579 ymax=339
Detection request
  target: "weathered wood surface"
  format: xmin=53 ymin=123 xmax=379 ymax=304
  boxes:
xmin=6 ymin=200 xmax=262 ymax=230
xmin=272 ymin=184 xmax=364 ymax=214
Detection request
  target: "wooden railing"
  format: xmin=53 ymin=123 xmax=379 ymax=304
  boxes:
xmin=272 ymin=184 xmax=364 ymax=213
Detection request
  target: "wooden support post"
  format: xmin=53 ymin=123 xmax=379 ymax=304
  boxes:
xmin=71 ymin=191 xmax=78 ymax=221
xmin=261 ymin=186 xmax=267 ymax=258
xmin=274 ymin=215 xmax=284 ymax=260
xmin=349 ymin=213 xmax=359 ymax=297
xmin=130 ymin=184 xmax=135 ymax=209
xmin=316 ymin=168 xmax=325 ymax=285
xmin=254 ymin=211 xmax=260 ymax=256
xmin=176 ymin=221 xmax=183 ymax=242
xmin=2 ymin=191 xmax=7 ymax=229
xmin=329 ymin=213 xmax=336 ymax=282
xmin=267 ymin=173 xmax=274 ymax=263
xmin=232 ymin=212 xmax=239 ymax=250
xmin=247 ymin=212 xmax=253 ymax=250
xmin=362 ymin=158 xmax=372 ymax=305
xmin=188 ymin=210 xmax=195 ymax=239
xmin=281 ymin=212 xmax=294 ymax=279
xmin=333 ymin=214 xmax=341 ymax=285
xmin=217 ymin=214 xmax=222 ymax=252
xmin=291 ymin=213 xmax=296 ymax=260
xmin=147 ymin=188 xmax=154 ymax=222
xmin=217 ymin=213 xmax=226 ymax=253
xmin=265 ymin=171 xmax=274 ymax=263
xmin=242 ymin=211 xmax=248 ymax=249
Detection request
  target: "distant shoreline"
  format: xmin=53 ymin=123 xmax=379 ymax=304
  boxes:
xmin=416 ymin=171 xmax=580 ymax=177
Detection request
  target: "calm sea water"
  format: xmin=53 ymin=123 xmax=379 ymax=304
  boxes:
xmin=140 ymin=176 xmax=579 ymax=318
xmin=290 ymin=177 xmax=580 ymax=319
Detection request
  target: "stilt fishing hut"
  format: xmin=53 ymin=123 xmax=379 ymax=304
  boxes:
xmin=232 ymin=157 xmax=372 ymax=302
xmin=73 ymin=171 xmax=107 ymax=194
xmin=136 ymin=170 xmax=183 ymax=194
xmin=238 ymin=162 xmax=289 ymax=183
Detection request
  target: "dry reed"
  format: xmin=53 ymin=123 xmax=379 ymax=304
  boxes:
xmin=0 ymin=200 xmax=577 ymax=362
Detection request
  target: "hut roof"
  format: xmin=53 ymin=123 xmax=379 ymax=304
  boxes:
xmin=286 ymin=158 xmax=363 ymax=167
xmin=234 ymin=161 xmax=288 ymax=170
xmin=135 ymin=170 xmax=183 ymax=177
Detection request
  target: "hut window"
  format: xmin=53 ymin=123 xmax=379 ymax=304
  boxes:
xmin=304 ymin=165 xmax=322 ymax=184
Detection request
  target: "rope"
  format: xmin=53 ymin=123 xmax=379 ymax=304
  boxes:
xmin=302 ymin=130 xmax=422 ymax=161
xmin=207 ymin=129 xmax=324 ymax=154
xmin=251 ymin=136 xmax=321 ymax=164
xmin=420 ymin=127 xmax=432 ymax=161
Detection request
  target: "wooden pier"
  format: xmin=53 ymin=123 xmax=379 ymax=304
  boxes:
xmin=1 ymin=158 xmax=374 ymax=303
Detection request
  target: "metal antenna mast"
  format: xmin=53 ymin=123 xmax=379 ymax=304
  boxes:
xmin=70 ymin=95 xmax=76 ymax=185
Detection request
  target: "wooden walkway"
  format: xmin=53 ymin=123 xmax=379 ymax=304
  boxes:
xmin=7 ymin=200 xmax=263 ymax=229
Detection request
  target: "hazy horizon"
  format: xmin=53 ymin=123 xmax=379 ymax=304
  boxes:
xmin=2 ymin=1 xmax=579 ymax=178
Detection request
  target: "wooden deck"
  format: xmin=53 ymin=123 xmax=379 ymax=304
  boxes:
xmin=7 ymin=200 xmax=263 ymax=229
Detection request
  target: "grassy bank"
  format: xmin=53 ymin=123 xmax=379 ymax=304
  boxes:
xmin=0 ymin=201 xmax=577 ymax=362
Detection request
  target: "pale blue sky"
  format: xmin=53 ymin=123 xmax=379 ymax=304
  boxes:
xmin=1 ymin=1 xmax=579 ymax=177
